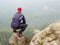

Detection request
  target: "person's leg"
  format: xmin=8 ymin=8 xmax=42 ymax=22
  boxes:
xmin=19 ymin=24 xmax=28 ymax=34
xmin=13 ymin=28 xmax=22 ymax=37
xmin=13 ymin=28 xmax=17 ymax=33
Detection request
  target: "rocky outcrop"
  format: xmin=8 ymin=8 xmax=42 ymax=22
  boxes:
xmin=30 ymin=21 xmax=60 ymax=45
xmin=9 ymin=33 xmax=25 ymax=45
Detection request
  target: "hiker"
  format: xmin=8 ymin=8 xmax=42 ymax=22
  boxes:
xmin=11 ymin=7 xmax=28 ymax=37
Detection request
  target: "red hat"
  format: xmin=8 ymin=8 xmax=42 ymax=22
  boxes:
xmin=17 ymin=7 xmax=22 ymax=12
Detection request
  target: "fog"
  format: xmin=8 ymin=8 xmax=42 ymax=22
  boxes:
xmin=0 ymin=0 xmax=60 ymax=30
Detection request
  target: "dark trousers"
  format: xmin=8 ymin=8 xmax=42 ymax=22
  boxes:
xmin=16 ymin=24 xmax=28 ymax=34
xmin=19 ymin=24 xmax=27 ymax=34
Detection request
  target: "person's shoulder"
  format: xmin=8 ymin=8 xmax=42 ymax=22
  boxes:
xmin=20 ymin=13 xmax=24 ymax=17
xmin=21 ymin=13 xmax=24 ymax=15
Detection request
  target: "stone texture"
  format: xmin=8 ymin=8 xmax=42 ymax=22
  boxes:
xmin=9 ymin=33 xmax=25 ymax=45
xmin=30 ymin=21 xmax=60 ymax=45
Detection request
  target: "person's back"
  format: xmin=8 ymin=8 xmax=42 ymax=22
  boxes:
xmin=11 ymin=7 xmax=28 ymax=37
xmin=11 ymin=12 xmax=25 ymax=28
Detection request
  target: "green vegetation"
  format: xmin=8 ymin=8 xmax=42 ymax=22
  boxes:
xmin=0 ymin=31 xmax=12 ymax=45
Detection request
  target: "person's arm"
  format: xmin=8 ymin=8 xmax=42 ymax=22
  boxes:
xmin=22 ymin=16 xmax=26 ymax=24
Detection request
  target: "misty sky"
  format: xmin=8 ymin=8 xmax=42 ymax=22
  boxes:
xmin=0 ymin=0 xmax=60 ymax=30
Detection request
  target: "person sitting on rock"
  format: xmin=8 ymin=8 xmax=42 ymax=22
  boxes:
xmin=11 ymin=7 xmax=28 ymax=37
